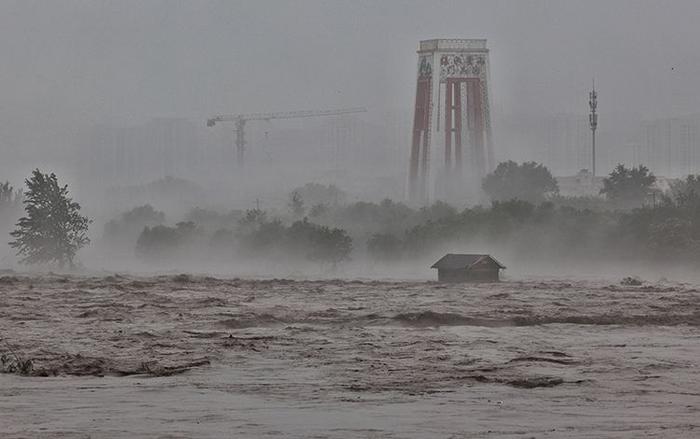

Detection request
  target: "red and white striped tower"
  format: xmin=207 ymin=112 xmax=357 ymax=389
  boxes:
xmin=408 ymin=39 xmax=494 ymax=204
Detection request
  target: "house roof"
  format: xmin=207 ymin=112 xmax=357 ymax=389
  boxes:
xmin=430 ymin=254 xmax=506 ymax=270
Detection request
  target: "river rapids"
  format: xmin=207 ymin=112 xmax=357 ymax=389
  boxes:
xmin=1 ymin=274 xmax=699 ymax=438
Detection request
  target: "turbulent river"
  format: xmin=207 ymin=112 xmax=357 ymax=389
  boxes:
xmin=1 ymin=273 xmax=699 ymax=438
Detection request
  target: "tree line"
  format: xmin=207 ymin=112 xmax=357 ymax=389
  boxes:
xmin=1 ymin=162 xmax=698 ymax=270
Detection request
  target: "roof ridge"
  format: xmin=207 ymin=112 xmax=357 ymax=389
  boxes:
xmin=431 ymin=253 xmax=505 ymax=270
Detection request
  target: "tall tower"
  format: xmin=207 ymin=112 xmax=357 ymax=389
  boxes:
xmin=409 ymin=39 xmax=494 ymax=204
xmin=588 ymin=80 xmax=598 ymax=176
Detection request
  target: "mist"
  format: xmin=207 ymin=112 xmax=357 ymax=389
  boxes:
xmin=5 ymin=2 xmax=700 ymax=437
xmin=0 ymin=1 xmax=698 ymax=276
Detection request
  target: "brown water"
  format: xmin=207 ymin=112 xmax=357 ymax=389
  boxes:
xmin=1 ymin=274 xmax=699 ymax=438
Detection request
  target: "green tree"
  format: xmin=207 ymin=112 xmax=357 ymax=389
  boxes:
xmin=0 ymin=181 xmax=23 ymax=230
xmin=104 ymin=204 xmax=165 ymax=242
xmin=600 ymin=164 xmax=656 ymax=208
xmin=482 ymin=161 xmax=559 ymax=203
xmin=418 ymin=201 xmax=458 ymax=223
xmin=0 ymin=181 xmax=22 ymax=211
xmin=291 ymin=182 xmax=346 ymax=206
xmin=184 ymin=207 xmax=241 ymax=232
xmin=136 ymin=221 xmax=197 ymax=259
xmin=647 ymin=218 xmax=695 ymax=257
xmin=9 ymin=170 xmax=91 ymax=267
xmin=286 ymin=219 xmax=352 ymax=266
xmin=309 ymin=203 xmax=329 ymax=219
xmin=244 ymin=219 xmax=286 ymax=254
xmin=309 ymin=226 xmax=352 ymax=266
xmin=288 ymin=191 xmax=305 ymax=217
xmin=238 ymin=208 xmax=267 ymax=228
xmin=668 ymin=174 xmax=700 ymax=208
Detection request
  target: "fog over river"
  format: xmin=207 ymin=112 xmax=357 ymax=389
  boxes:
xmin=1 ymin=274 xmax=698 ymax=438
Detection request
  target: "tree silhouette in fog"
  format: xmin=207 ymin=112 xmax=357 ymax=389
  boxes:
xmin=482 ymin=161 xmax=559 ymax=204
xmin=0 ymin=181 xmax=23 ymax=232
xmin=600 ymin=164 xmax=656 ymax=208
xmin=289 ymin=183 xmax=346 ymax=207
xmin=288 ymin=191 xmax=305 ymax=218
xmin=10 ymin=169 xmax=90 ymax=268
xmin=0 ymin=181 xmax=22 ymax=211
xmin=668 ymin=174 xmax=700 ymax=209
xmin=136 ymin=221 xmax=198 ymax=260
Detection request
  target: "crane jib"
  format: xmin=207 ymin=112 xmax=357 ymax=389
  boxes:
xmin=205 ymin=107 xmax=367 ymax=165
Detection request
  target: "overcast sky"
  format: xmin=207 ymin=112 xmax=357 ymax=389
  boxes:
xmin=1 ymin=0 xmax=699 ymax=131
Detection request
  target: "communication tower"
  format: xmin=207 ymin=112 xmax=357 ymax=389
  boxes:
xmin=589 ymin=80 xmax=598 ymax=176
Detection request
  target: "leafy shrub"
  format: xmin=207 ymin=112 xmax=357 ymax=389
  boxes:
xmin=136 ymin=221 xmax=198 ymax=259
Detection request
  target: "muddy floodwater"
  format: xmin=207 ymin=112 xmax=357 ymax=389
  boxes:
xmin=1 ymin=273 xmax=699 ymax=438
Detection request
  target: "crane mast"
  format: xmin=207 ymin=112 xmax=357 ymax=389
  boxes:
xmin=206 ymin=107 xmax=366 ymax=165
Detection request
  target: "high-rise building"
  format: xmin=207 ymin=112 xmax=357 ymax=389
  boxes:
xmin=638 ymin=117 xmax=700 ymax=177
xmin=544 ymin=113 xmax=591 ymax=176
xmin=80 ymin=118 xmax=201 ymax=186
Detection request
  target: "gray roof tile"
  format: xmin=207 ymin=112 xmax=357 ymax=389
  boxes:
xmin=431 ymin=254 xmax=505 ymax=270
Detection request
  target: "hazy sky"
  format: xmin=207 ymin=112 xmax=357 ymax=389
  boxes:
xmin=1 ymin=0 xmax=700 ymax=130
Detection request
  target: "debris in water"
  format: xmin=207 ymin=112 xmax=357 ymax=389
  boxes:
xmin=0 ymin=352 xmax=33 ymax=375
xmin=621 ymin=276 xmax=644 ymax=286
xmin=506 ymin=376 xmax=565 ymax=388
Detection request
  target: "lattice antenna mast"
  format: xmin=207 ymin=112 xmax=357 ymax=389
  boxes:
xmin=589 ymin=79 xmax=598 ymax=176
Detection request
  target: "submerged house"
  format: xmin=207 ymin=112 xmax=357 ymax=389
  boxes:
xmin=431 ymin=254 xmax=505 ymax=282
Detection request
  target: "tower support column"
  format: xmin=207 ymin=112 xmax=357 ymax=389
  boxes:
xmin=408 ymin=39 xmax=493 ymax=205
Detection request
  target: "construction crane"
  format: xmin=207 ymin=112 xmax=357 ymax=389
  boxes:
xmin=206 ymin=107 xmax=367 ymax=165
